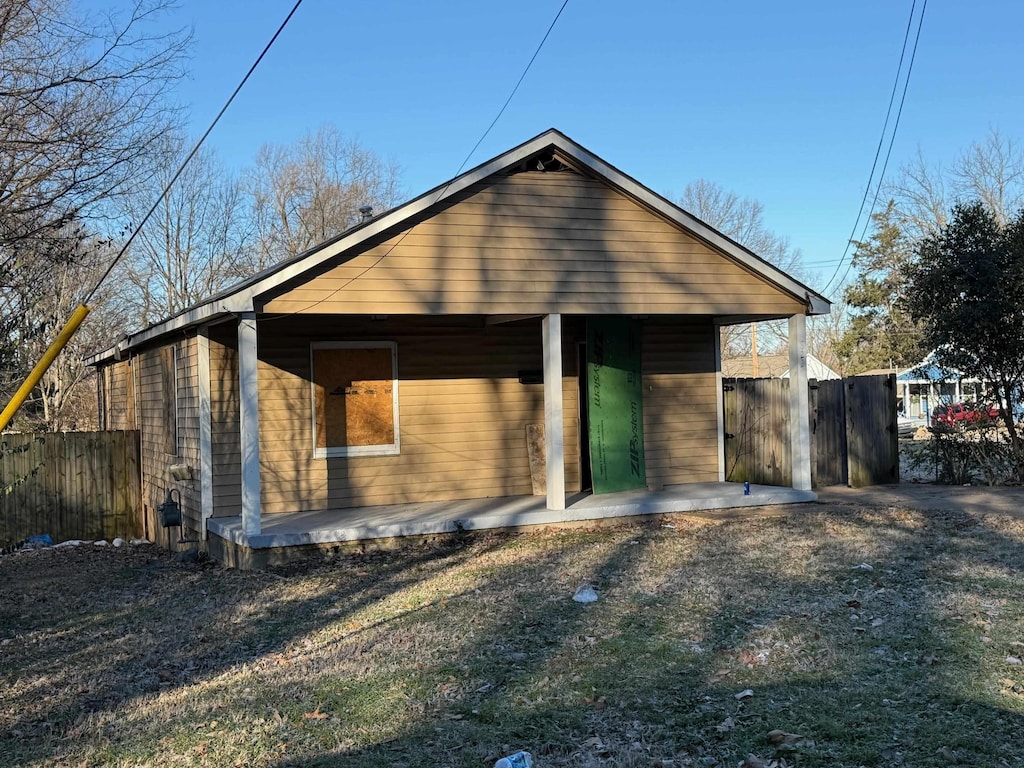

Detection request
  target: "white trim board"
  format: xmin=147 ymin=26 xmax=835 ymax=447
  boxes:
xmin=87 ymin=130 xmax=831 ymax=366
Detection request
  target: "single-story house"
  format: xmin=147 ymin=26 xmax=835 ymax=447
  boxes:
xmin=860 ymin=356 xmax=991 ymax=423
xmin=89 ymin=129 xmax=830 ymax=567
xmin=722 ymin=352 xmax=840 ymax=380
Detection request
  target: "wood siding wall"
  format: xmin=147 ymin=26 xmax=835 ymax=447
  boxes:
xmin=642 ymin=318 xmax=719 ymax=485
xmin=209 ymin=324 xmax=241 ymax=518
xmin=254 ymin=316 xmax=575 ymax=513
xmin=102 ymin=359 xmax=136 ymax=430
xmin=262 ymin=172 xmax=806 ymax=317
xmin=136 ymin=336 xmax=203 ymax=545
xmin=250 ymin=315 xmax=716 ymax=515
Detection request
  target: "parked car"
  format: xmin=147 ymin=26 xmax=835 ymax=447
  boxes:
xmin=930 ymin=402 xmax=1000 ymax=427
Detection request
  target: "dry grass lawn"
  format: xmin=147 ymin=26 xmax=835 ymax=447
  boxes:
xmin=2 ymin=502 xmax=1024 ymax=767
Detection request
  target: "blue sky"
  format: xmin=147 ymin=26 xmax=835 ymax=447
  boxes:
xmin=129 ymin=1 xmax=1024 ymax=298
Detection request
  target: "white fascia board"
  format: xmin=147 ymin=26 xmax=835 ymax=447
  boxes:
xmin=234 ymin=134 xmax=565 ymax=307
xmin=550 ymin=136 xmax=831 ymax=316
xmin=84 ymin=301 xmax=237 ymax=366
xmin=85 ymin=129 xmax=829 ymax=366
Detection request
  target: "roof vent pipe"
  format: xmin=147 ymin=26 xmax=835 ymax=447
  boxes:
xmin=359 ymin=205 xmax=373 ymax=222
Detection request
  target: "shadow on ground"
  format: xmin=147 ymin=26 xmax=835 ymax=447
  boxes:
xmin=2 ymin=501 xmax=1024 ymax=767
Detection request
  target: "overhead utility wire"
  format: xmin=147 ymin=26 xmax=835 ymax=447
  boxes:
xmin=821 ymin=0 xmax=922 ymax=295
xmin=85 ymin=0 xmax=305 ymax=304
xmin=0 ymin=0 xmax=306 ymax=432
xmin=275 ymin=0 xmax=572 ymax=317
xmin=454 ymin=0 xmax=570 ymax=178
xmin=830 ymin=0 xmax=927 ymax=291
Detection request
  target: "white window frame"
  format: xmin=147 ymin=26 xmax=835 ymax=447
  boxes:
xmin=310 ymin=341 xmax=400 ymax=458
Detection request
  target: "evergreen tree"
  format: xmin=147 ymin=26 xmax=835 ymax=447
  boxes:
xmin=835 ymin=201 xmax=926 ymax=371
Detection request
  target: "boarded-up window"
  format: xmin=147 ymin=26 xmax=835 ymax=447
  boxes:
xmin=311 ymin=342 xmax=399 ymax=457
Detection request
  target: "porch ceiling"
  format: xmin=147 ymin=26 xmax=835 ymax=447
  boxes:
xmin=207 ymin=482 xmax=816 ymax=551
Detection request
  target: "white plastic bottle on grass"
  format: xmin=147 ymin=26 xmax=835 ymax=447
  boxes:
xmin=494 ymin=750 xmax=533 ymax=768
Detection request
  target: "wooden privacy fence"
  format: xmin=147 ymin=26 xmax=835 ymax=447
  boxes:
xmin=724 ymin=374 xmax=899 ymax=488
xmin=0 ymin=431 xmax=141 ymax=548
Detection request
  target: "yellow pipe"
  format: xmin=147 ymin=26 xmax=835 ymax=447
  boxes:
xmin=0 ymin=304 xmax=91 ymax=432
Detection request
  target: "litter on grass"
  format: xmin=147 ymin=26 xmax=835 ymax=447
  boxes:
xmin=573 ymin=583 xmax=599 ymax=603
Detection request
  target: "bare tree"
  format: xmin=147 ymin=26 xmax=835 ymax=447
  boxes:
xmin=0 ymin=0 xmax=188 ymax=413
xmin=887 ymin=128 xmax=1024 ymax=239
xmin=242 ymin=126 xmax=402 ymax=271
xmin=0 ymin=227 xmax=124 ymax=430
xmin=0 ymin=0 xmax=187 ymax=251
xmin=120 ymin=135 xmax=248 ymax=325
xmin=808 ymin=304 xmax=849 ymax=376
xmin=953 ymin=130 xmax=1024 ymax=226
xmin=679 ymin=180 xmax=806 ymax=359
xmin=680 ymin=179 xmax=804 ymax=276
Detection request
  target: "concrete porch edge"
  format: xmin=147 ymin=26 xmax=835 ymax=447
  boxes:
xmin=206 ymin=482 xmax=817 ymax=552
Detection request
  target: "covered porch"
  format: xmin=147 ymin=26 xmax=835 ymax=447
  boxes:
xmin=208 ymin=481 xmax=815 ymax=559
xmin=217 ymin=311 xmax=817 ymax=550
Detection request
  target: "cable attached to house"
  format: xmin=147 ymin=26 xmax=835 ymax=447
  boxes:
xmin=85 ymin=0 xmax=305 ymax=305
xmin=263 ymin=0 xmax=572 ymax=319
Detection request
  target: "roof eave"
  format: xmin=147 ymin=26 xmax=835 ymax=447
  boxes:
xmin=85 ymin=302 xmax=237 ymax=366
xmin=91 ymin=128 xmax=830 ymax=362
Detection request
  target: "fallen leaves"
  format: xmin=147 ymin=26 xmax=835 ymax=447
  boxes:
xmin=714 ymin=716 xmax=737 ymax=733
xmin=1000 ymin=678 xmax=1024 ymax=699
xmin=767 ymin=729 xmax=803 ymax=746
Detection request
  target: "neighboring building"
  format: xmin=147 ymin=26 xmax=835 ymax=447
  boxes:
xmin=860 ymin=356 xmax=990 ymax=422
xmin=89 ymin=129 xmax=830 ymax=566
xmin=722 ymin=353 xmax=840 ymax=381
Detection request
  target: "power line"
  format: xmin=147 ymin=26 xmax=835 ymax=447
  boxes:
xmin=84 ymin=0 xmax=305 ymax=305
xmin=454 ymin=0 xmax=571 ymax=178
xmin=822 ymin=0 xmax=926 ymax=296
xmin=831 ymin=0 xmax=927 ymax=291
xmin=271 ymin=0 xmax=571 ymax=318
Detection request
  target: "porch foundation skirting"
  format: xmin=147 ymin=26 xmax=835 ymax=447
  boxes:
xmin=206 ymin=482 xmax=816 ymax=567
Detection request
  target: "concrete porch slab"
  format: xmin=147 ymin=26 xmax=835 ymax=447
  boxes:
xmin=207 ymin=482 xmax=816 ymax=551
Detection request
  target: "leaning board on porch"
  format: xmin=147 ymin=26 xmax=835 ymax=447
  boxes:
xmin=0 ymin=430 xmax=141 ymax=549
xmin=723 ymin=374 xmax=899 ymax=488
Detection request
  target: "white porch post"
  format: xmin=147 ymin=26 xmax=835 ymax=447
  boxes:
xmin=713 ymin=322 xmax=726 ymax=482
xmin=542 ymin=314 xmax=566 ymax=511
xmin=788 ymin=314 xmax=812 ymax=491
xmin=238 ymin=313 xmax=262 ymax=536
xmin=197 ymin=328 xmax=214 ymax=540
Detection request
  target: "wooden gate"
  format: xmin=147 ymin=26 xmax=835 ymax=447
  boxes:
xmin=810 ymin=379 xmax=848 ymax=486
xmin=723 ymin=378 xmax=791 ymax=486
xmin=845 ymin=374 xmax=900 ymax=487
xmin=724 ymin=374 xmax=897 ymax=488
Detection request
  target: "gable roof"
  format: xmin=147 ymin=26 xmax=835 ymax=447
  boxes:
xmin=88 ymin=128 xmax=830 ymax=365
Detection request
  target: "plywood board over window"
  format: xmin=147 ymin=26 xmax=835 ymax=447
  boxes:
xmin=311 ymin=342 xmax=399 ymax=457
